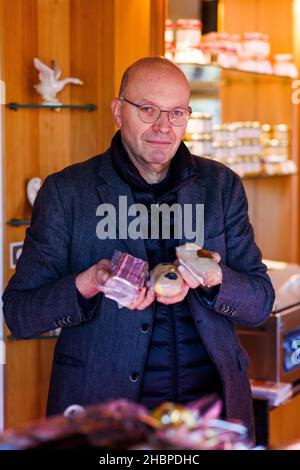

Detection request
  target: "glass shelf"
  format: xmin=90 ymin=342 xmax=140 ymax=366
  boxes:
xmin=177 ymin=62 xmax=295 ymax=80
xmin=7 ymin=334 xmax=59 ymax=340
xmin=7 ymin=218 xmax=30 ymax=227
xmin=242 ymin=170 xmax=298 ymax=180
xmin=7 ymin=103 xmax=97 ymax=111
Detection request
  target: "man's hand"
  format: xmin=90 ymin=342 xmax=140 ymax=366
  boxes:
xmin=76 ymin=259 xmax=156 ymax=309
xmin=126 ymin=287 xmax=155 ymax=311
xmin=156 ymin=250 xmax=222 ymax=305
xmin=75 ymin=259 xmax=112 ymax=299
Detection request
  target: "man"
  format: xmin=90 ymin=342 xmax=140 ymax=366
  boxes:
xmin=3 ymin=57 xmax=274 ymax=441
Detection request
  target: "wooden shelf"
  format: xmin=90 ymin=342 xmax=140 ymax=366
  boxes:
xmin=7 ymin=103 xmax=97 ymax=111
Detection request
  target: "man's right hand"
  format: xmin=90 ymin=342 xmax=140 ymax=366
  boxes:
xmin=76 ymin=259 xmax=155 ymax=309
xmin=75 ymin=259 xmax=112 ymax=299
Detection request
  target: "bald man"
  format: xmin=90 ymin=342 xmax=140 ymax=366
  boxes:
xmin=3 ymin=57 xmax=274 ymax=442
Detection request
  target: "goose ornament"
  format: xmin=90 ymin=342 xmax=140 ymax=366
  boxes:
xmin=33 ymin=57 xmax=83 ymax=105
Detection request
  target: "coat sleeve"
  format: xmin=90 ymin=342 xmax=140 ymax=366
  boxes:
xmin=2 ymin=175 xmax=99 ymax=339
xmin=199 ymin=172 xmax=275 ymax=327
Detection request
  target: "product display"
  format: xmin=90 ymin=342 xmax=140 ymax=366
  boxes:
xmin=150 ymin=263 xmax=184 ymax=297
xmin=176 ymin=244 xmax=222 ymax=286
xmin=164 ymin=20 xmax=298 ymax=77
xmin=0 ymin=397 xmax=251 ymax=450
xmin=184 ymin=117 xmax=297 ymax=178
xmin=99 ymin=251 xmax=149 ymax=308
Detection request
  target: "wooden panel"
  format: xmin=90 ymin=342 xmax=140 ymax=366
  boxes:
xmin=37 ymin=0 xmax=71 ymax=176
xmin=243 ymin=176 xmax=296 ymax=262
xmin=70 ymin=0 xmax=115 ymax=161
xmin=269 ymin=393 xmax=300 ymax=448
xmin=151 ymin=0 xmax=167 ymax=56
xmin=114 ymin=0 xmax=151 ymax=95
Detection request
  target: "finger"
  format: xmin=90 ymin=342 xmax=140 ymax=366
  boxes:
xmin=136 ymin=288 xmax=155 ymax=310
xmin=97 ymin=259 xmax=112 ymax=270
xmin=211 ymin=251 xmax=221 ymax=263
xmin=127 ymin=287 xmax=147 ymax=310
xmin=95 ymin=267 xmax=111 ymax=285
xmin=204 ymin=272 xmax=223 ymax=288
xmin=178 ymin=265 xmax=204 ymax=288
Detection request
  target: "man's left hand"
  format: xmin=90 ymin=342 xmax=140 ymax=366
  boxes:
xmin=156 ymin=251 xmax=222 ymax=305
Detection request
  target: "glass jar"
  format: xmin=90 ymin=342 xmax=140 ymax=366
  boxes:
xmin=272 ymin=123 xmax=289 ymax=141
xmin=165 ymin=19 xmax=175 ymax=61
xmin=189 ymin=133 xmax=213 ymax=157
xmin=261 ymin=123 xmax=272 ymax=144
xmin=175 ymin=19 xmax=202 ymax=51
xmin=263 ymin=139 xmax=288 ymax=160
xmin=185 ymin=112 xmax=212 ymax=135
xmin=273 ymin=54 xmax=298 ymax=78
xmin=174 ymin=47 xmax=205 ymax=64
xmin=165 ymin=19 xmax=174 ymax=46
xmin=240 ymin=32 xmax=270 ymax=60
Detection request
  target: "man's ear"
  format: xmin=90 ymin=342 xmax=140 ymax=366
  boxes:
xmin=111 ymin=98 xmax=122 ymax=128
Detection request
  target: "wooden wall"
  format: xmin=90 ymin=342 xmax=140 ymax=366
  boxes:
xmin=1 ymin=0 xmax=165 ymax=428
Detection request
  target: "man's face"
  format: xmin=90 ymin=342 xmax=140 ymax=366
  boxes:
xmin=111 ymin=68 xmax=190 ymax=170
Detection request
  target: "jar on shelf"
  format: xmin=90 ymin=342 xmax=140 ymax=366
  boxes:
xmin=212 ymin=124 xmax=227 ymax=142
xmin=212 ymin=141 xmax=227 ymax=161
xmin=175 ymin=18 xmax=202 ymax=51
xmin=273 ymin=54 xmax=298 ymax=78
xmin=189 ymin=133 xmax=213 ymax=157
xmin=261 ymin=123 xmax=272 ymax=144
xmin=238 ymin=33 xmax=272 ymax=74
xmin=165 ymin=19 xmax=174 ymax=46
xmin=224 ymin=123 xmax=237 ymax=141
xmin=272 ymin=123 xmax=289 ymax=141
xmin=174 ymin=47 xmax=206 ymax=64
xmin=263 ymin=138 xmax=289 ymax=160
xmin=239 ymin=32 xmax=270 ymax=60
xmin=185 ymin=112 xmax=212 ymax=135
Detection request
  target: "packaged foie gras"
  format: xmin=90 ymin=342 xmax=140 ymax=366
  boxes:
xmin=150 ymin=263 xmax=184 ymax=297
xmin=176 ymin=243 xmax=222 ymax=286
xmin=100 ymin=250 xmax=148 ymax=308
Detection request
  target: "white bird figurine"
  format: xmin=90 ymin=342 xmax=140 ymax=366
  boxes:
xmin=33 ymin=57 xmax=83 ymax=105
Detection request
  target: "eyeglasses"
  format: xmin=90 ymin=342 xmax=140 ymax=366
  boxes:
xmin=119 ymin=97 xmax=192 ymax=127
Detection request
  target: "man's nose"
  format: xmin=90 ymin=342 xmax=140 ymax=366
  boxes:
xmin=152 ymin=111 xmax=172 ymax=132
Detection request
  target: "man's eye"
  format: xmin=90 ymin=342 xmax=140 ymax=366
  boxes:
xmin=140 ymin=105 xmax=156 ymax=114
xmin=171 ymin=109 xmax=184 ymax=117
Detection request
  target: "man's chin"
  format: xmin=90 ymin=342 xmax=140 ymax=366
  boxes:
xmin=146 ymin=152 xmax=174 ymax=166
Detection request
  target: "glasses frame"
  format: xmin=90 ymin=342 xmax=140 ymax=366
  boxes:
xmin=119 ymin=96 xmax=192 ymax=127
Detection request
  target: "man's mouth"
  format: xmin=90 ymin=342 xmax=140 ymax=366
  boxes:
xmin=146 ymin=139 xmax=172 ymax=146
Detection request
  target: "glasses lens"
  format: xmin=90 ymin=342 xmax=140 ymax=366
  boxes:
xmin=169 ymin=108 xmax=190 ymax=126
xmin=138 ymin=104 xmax=160 ymax=123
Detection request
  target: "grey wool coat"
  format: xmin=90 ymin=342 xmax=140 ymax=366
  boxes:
xmin=3 ymin=138 xmax=275 ymax=442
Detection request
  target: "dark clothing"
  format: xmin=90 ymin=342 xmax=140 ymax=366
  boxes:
xmin=111 ymin=132 xmax=223 ymax=409
xmin=2 ymin=131 xmax=275 ymax=442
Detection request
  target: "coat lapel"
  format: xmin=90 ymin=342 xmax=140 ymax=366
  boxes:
xmin=96 ymin=154 xmax=148 ymax=261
